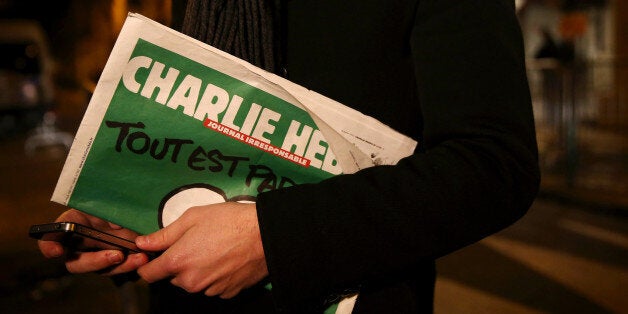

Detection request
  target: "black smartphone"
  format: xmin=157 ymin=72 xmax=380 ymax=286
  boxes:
xmin=29 ymin=222 xmax=144 ymax=254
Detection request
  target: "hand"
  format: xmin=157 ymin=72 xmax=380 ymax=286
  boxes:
xmin=37 ymin=209 xmax=150 ymax=275
xmin=136 ymin=202 xmax=268 ymax=299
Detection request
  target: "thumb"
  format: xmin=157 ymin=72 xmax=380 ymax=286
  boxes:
xmin=136 ymin=218 xmax=188 ymax=251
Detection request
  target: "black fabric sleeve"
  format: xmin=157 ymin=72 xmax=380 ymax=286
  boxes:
xmin=256 ymin=0 xmax=540 ymax=311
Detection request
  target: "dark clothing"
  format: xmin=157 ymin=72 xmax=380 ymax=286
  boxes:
xmin=257 ymin=0 xmax=539 ymax=312
xmin=156 ymin=0 xmax=540 ymax=313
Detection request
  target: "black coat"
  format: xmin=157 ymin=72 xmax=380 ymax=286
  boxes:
xmin=152 ymin=0 xmax=540 ymax=313
xmin=257 ymin=0 xmax=539 ymax=312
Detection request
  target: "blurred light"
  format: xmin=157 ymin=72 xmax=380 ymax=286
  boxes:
xmin=22 ymin=80 xmax=39 ymax=105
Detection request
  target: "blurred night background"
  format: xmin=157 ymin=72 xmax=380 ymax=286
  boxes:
xmin=0 ymin=0 xmax=626 ymax=313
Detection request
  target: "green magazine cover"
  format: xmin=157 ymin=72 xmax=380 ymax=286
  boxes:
xmin=51 ymin=13 xmax=417 ymax=313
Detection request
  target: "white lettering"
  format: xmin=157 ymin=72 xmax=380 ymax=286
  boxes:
xmin=166 ymin=75 xmax=201 ymax=116
xmin=194 ymin=83 xmax=229 ymax=122
xmin=281 ymin=120 xmax=313 ymax=156
xmin=221 ymin=95 xmax=244 ymax=131
xmin=304 ymin=130 xmax=326 ymax=169
xmin=140 ymin=61 xmax=180 ymax=104
xmin=122 ymin=56 xmax=152 ymax=93
xmin=240 ymin=103 xmax=261 ymax=136
xmin=251 ymin=108 xmax=281 ymax=143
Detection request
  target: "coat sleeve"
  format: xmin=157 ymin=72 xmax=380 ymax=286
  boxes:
xmin=256 ymin=0 xmax=540 ymax=310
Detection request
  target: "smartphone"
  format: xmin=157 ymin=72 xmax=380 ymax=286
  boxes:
xmin=29 ymin=222 xmax=144 ymax=254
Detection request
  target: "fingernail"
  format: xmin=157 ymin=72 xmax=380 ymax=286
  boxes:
xmin=134 ymin=253 xmax=148 ymax=266
xmin=106 ymin=251 xmax=124 ymax=264
xmin=135 ymin=236 xmax=146 ymax=247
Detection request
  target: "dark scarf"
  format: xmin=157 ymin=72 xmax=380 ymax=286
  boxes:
xmin=181 ymin=0 xmax=283 ymax=73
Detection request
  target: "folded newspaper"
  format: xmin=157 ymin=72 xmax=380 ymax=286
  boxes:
xmin=51 ymin=13 xmax=417 ymax=313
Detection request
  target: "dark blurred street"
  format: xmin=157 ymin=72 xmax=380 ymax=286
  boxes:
xmin=0 ymin=127 xmax=151 ymax=314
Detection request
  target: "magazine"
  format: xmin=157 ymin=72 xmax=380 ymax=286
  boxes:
xmin=51 ymin=13 xmax=417 ymax=314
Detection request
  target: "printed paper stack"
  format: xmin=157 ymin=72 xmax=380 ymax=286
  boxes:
xmin=52 ymin=13 xmax=416 ymax=235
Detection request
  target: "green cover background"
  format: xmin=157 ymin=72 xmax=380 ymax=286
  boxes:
xmin=69 ymin=39 xmax=333 ymax=234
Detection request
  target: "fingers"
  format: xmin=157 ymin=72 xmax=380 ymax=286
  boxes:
xmin=56 ymin=209 xmax=125 ymax=234
xmin=65 ymin=250 xmax=124 ymax=273
xmin=135 ymin=214 xmax=190 ymax=252
xmin=135 ymin=217 xmax=193 ymax=283
xmin=136 ymin=252 xmax=177 ymax=283
xmin=137 ymin=203 xmax=267 ymax=297
xmin=207 ymin=260 xmax=268 ymax=299
xmin=37 ymin=209 xmax=88 ymax=259
xmin=108 ymin=222 xmax=123 ymax=230
xmin=204 ymin=274 xmax=238 ymax=299
xmin=56 ymin=209 xmax=102 ymax=227
xmin=65 ymin=250 xmax=149 ymax=275
xmin=38 ymin=239 xmax=64 ymax=258
xmin=38 ymin=209 xmax=146 ymax=276
xmin=101 ymin=253 xmax=150 ymax=276
xmin=136 ymin=226 xmax=193 ymax=283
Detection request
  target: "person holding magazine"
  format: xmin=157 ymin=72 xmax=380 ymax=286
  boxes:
xmin=38 ymin=0 xmax=540 ymax=313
